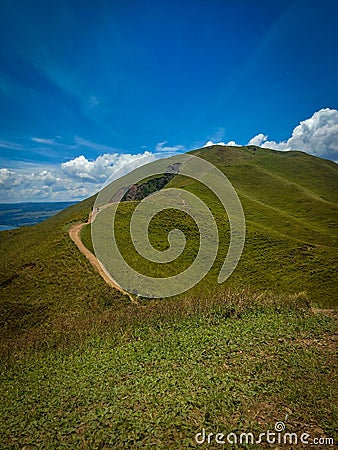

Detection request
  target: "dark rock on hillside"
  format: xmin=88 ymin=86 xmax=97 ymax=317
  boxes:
xmin=121 ymin=172 xmax=176 ymax=202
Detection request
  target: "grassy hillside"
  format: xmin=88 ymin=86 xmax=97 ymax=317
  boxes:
xmin=186 ymin=146 xmax=338 ymax=306
xmin=0 ymin=195 xmax=131 ymax=356
xmin=85 ymin=145 xmax=337 ymax=305
xmin=1 ymin=145 xmax=337 ymax=448
xmin=1 ymin=144 xmax=336 ymax=349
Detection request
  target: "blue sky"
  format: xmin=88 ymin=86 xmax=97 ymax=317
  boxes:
xmin=0 ymin=0 xmax=337 ymax=201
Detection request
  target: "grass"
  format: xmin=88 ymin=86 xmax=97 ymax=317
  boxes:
xmin=1 ymin=291 xmax=337 ymax=448
xmin=85 ymin=146 xmax=337 ymax=305
xmin=0 ymin=146 xmax=335 ymax=330
xmin=0 ymin=195 xmax=131 ymax=358
xmin=81 ymin=222 xmax=94 ymax=254
xmin=1 ymin=144 xmax=335 ymax=348
xmin=173 ymin=147 xmax=337 ymax=306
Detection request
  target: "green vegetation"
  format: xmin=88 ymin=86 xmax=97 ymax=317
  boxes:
xmin=186 ymin=146 xmax=338 ymax=307
xmin=0 ymin=145 xmax=337 ymax=448
xmin=0 ymin=195 xmax=130 ymax=358
xmin=88 ymin=145 xmax=338 ymax=305
xmin=80 ymin=222 xmax=94 ymax=254
xmin=1 ymin=293 xmax=337 ymax=448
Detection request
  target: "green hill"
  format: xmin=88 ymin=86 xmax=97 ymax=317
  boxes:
xmin=185 ymin=145 xmax=338 ymax=305
xmin=84 ymin=145 xmax=337 ymax=305
xmin=1 ymin=145 xmax=337 ymax=448
xmin=1 ymin=145 xmax=337 ymax=346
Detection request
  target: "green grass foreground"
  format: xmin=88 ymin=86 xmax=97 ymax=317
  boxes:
xmin=1 ymin=292 xmax=337 ymax=449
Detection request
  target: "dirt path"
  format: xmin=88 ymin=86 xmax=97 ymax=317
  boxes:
xmin=69 ymin=212 xmax=138 ymax=305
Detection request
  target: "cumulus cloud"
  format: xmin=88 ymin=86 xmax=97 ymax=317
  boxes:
xmin=201 ymin=108 xmax=338 ymax=160
xmin=247 ymin=133 xmax=268 ymax=146
xmin=248 ymin=108 xmax=338 ymax=160
xmin=203 ymin=140 xmax=241 ymax=147
xmin=2 ymin=108 xmax=337 ymax=202
xmin=61 ymin=152 xmax=154 ymax=182
xmin=35 ymin=170 xmax=59 ymax=185
xmin=0 ymin=166 xmax=64 ymax=201
xmin=203 ymin=140 xmax=226 ymax=147
xmin=0 ymin=168 xmax=16 ymax=188
xmin=225 ymin=140 xmax=240 ymax=146
xmin=61 ymin=155 xmax=98 ymax=181
xmin=0 ymin=151 xmax=157 ymax=202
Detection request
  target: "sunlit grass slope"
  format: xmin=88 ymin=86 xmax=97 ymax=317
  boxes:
xmin=86 ymin=145 xmax=337 ymax=306
xmin=186 ymin=146 xmax=337 ymax=307
xmin=1 ymin=293 xmax=337 ymax=448
xmin=0 ymin=195 xmax=130 ymax=355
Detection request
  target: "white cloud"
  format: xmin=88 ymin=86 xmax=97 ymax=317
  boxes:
xmin=35 ymin=170 xmax=59 ymax=184
xmin=225 ymin=140 xmax=240 ymax=146
xmin=247 ymin=108 xmax=338 ymax=160
xmin=203 ymin=140 xmax=241 ymax=147
xmin=0 ymin=151 xmax=157 ymax=202
xmin=201 ymin=108 xmax=338 ymax=160
xmin=0 ymin=133 xmax=187 ymax=201
xmin=0 ymin=168 xmax=15 ymax=188
xmin=31 ymin=137 xmax=57 ymax=145
xmin=0 ymin=166 xmax=62 ymax=201
xmin=155 ymin=141 xmax=185 ymax=152
xmin=203 ymin=140 xmax=227 ymax=147
xmin=0 ymin=140 xmax=23 ymax=150
xmin=247 ymin=133 xmax=268 ymax=146
xmin=61 ymin=155 xmax=97 ymax=181
xmin=61 ymin=152 xmax=154 ymax=182
xmin=2 ymin=108 xmax=337 ymax=203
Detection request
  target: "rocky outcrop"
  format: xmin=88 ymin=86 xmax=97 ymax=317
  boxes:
xmin=121 ymin=173 xmax=175 ymax=202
